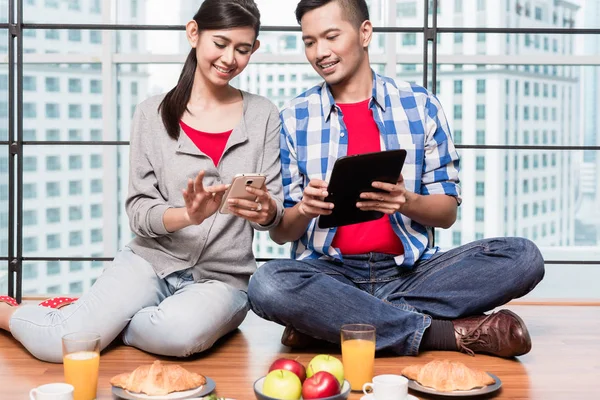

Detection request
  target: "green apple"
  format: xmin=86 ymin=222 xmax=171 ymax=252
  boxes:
xmin=306 ymin=354 xmax=344 ymax=387
xmin=262 ymin=369 xmax=302 ymax=400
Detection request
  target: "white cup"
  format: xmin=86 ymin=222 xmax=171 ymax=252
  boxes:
xmin=362 ymin=374 xmax=408 ymax=400
xmin=29 ymin=383 xmax=74 ymax=400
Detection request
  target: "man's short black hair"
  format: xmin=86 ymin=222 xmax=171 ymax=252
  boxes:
xmin=295 ymin=0 xmax=370 ymax=28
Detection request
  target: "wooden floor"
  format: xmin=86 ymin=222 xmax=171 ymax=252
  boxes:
xmin=1 ymin=305 xmax=599 ymax=399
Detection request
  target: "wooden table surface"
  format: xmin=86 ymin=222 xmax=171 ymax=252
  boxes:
xmin=1 ymin=305 xmax=599 ymax=399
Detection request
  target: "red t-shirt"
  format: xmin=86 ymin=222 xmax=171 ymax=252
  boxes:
xmin=180 ymin=120 xmax=232 ymax=166
xmin=331 ymin=99 xmax=404 ymax=256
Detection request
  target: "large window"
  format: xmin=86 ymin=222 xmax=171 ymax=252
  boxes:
xmin=1 ymin=0 xmax=599 ymax=301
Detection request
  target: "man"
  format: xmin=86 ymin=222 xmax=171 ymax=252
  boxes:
xmin=248 ymin=0 xmax=544 ymax=357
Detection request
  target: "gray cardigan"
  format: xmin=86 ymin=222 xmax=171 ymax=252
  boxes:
xmin=125 ymin=91 xmax=284 ymax=290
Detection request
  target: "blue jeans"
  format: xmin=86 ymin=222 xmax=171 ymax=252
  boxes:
xmin=248 ymin=237 xmax=544 ymax=356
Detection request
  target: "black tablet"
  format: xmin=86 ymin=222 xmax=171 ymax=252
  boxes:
xmin=318 ymin=149 xmax=407 ymax=229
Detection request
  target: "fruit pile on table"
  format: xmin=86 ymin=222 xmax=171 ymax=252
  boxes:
xmin=263 ymin=354 xmax=345 ymax=399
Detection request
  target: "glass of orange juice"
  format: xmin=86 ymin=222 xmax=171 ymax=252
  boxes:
xmin=62 ymin=332 xmax=101 ymax=400
xmin=341 ymin=324 xmax=376 ymax=391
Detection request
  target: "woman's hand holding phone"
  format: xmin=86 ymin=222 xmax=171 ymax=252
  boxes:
xmin=183 ymin=170 xmax=229 ymax=225
xmin=225 ymin=178 xmax=277 ymax=225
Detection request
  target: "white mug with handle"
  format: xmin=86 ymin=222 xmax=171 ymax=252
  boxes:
xmin=29 ymin=383 xmax=74 ymax=400
xmin=362 ymin=374 xmax=408 ymax=400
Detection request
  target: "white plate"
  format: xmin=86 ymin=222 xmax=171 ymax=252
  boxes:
xmin=406 ymin=372 xmax=502 ymax=397
xmin=360 ymin=394 xmax=419 ymax=400
xmin=112 ymin=376 xmax=216 ymax=400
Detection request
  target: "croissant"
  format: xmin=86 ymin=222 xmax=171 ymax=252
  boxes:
xmin=110 ymin=360 xmax=206 ymax=396
xmin=401 ymin=359 xmax=495 ymax=392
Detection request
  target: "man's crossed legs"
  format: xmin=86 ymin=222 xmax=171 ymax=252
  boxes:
xmin=248 ymin=237 xmax=544 ymax=357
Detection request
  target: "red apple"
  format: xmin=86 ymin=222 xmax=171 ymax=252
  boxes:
xmin=302 ymin=371 xmax=340 ymax=399
xmin=268 ymin=358 xmax=307 ymax=382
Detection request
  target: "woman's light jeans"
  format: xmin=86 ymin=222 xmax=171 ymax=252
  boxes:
xmin=10 ymin=247 xmax=249 ymax=363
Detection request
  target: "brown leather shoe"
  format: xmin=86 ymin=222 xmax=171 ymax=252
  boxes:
xmin=453 ymin=309 xmax=532 ymax=358
xmin=281 ymin=326 xmax=317 ymax=348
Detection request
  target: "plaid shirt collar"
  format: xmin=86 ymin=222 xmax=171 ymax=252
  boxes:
xmin=320 ymin=69 xmax=387 ymax=121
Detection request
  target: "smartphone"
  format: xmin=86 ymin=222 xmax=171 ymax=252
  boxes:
xmin=219 ymin=173 xmax=267 ymax=214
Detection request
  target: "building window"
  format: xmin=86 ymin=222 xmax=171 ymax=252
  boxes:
xmin=45 ymin=103 xmax=60 ymax=118
xmin=452 ymin=231 xmax=462 ymax=246
xmin=90 ymin=154 xmax=102 ymax=168
xmin=88 ymin=79 xmax=102 ymax=94
xmin=23 ymin=76 xmax=36 ymax=91
xmin=476 ymin=79 xmax=486 ymax=93
xmin=90 ymin=104 xmax=102 ymax=119
xmin=69 ymin=281 xmax=84 ymax=294
xmin=69 ymin=180 xmax=83 ymax=195
xmin=23 ymin=237 xmax=38 ymax=252
xmin=69 ymin=206 xmax=83 ymax=221
xmin=90 ymin=31 xmax=102 ymax=44
xmin=47 ymin=285 xmax=61 ymax=294
xmin=523 ymin=204 xmax=529 ymax=218
xmin=68 ymin=104 xmax=82 ymax=119
xmin=477 ymin=32 xmax=486 ymax=42
xmin=476 ymin=130 xmax=485 ymax=145
xmin=91 ymin=204 xmax=102 ymax=218
xmin=45 ymin=77 xmax=59 ymax=92
xmin=46 ymin=208 xmax=60 ymax=223
xmin=69 ymin=231 xmax=83 ymax=247
xmin=477 ymin=0 xmax=485 ymax=11
xmin=68 ymin=30 xmax=82 ymax=41
xmin=91 ymin=253 xmax=103 ymax=268
xmin=454 ymin=32 xmax=463 ymax=43
xmin=475 ymin=156 xmax=485 ymax=170
xmin=397 ymin=2 xmax=417 ymax=17
xmin=283 ymin=35 xmax=296 ymax=50
xmin=47 ymin=261 xmax=60 ymax=275
xmin=91 ymin=229 xmax=103 ymax=243
xmin=46 ymin=182 xmax=60 ymax=197
xmin=90 ymin=129 xmax=102 ymax=141
xmin=23 ymin=183 xmax=37 ymax=199
xmin=23 ymin=156 xmax=37 ymax=172
xmin=90 ymin=179 xmax=103 ymax=193
xmin=23 ymin=102 xmax=37 ymax=118
xmin=453 ymin=129 xmax=462 ymax=144
xmin=475 ymin=208 xmax=484 ymax=221
xmin=23 ymin=263 xmax=38 ymax=280
xmin=45 ymin=29 xmax=59 ymax=39
xmin=454 ymin=105 xmax=462 ymax=119
xmin=46 ymin=233 xmax=61 ymax=250
xmin=455 ymin=0 xmax=462 ymax=12
xmin=23 ymin=210 xmax=37 ymax=226
xmin=46 ymin=156 xmax=61 ymax=171
xmin=131 ymin=0 xmax=138 ymax=18
xmin=69 ymin=260 xmax=83 ymax=272
xmin=454 ymin=80 xmax=462 ymax=94
xmin=68 ymin=78 xmax=82 ymax=93
xmin=476 ymin=182 xmax=485 ymax=196
xmin=403 ymin=33 xmax=417 ymax=46
xmin=23 ymin=129 xmax=36 ymax=140
xmin=69 ymin=129 xmax=82 ymax=141
xmin=523 ymin=180 xmax=529 ymax=193
xmin=476 ymin=105 xmax=486 ymax=119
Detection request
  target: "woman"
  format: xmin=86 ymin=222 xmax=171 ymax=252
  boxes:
xmin=0 ymin=0 xmax=283 ymax=363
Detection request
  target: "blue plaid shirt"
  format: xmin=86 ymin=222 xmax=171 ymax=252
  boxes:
xmin=280 ymin=72 xmax=461 ymax=267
